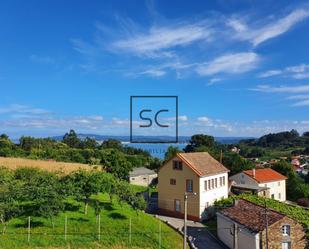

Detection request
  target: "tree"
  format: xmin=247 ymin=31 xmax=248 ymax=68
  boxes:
xmin=82 ymin=137 xmax=98 ymax=149
xmin=65 ymin=171 xmax=101 ymax=214
xmin=164 ymin=146 xmax=182 ymax=161
xmin=100 ymin=139 xmax=123 ymax=150
xmin=101 ymin=149 xmax=133 ymax=179
xmin=272 ymin=161 xmax=295 ymax=177
xmin=63 ymin=130 xmax=81 ymax=148
xmin=222 ymin=152 xmax=254 ymax=175
xmin=184 ymin=134 xmax=216 ymax=152
xmin=20 ymin=169 xmax=64 ymax=227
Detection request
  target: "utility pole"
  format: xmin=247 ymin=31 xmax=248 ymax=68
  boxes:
xmin=183 ymin=192 xmax=196 ymax=249
xmin=158 ymin=219 xmax=161 ymax=248
xmin=183 ymin=194 xmax=188 ymax=249
xmin=264 ymin=201 xmax=269 ymax=249
xmin=233 ymin=223 xmax=238 ymax=249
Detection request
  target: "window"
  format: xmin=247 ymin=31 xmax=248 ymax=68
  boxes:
xmin=278 ymin=181 xmax=281 ymax=186
xmin=173 ymin=161 xmax=183 ymax=170
xmin=186 ymin=179 xmax=193 ymax=192
xmin=282 ymin=225 xmax=290 ymax=236
xmin=215 ymin=178 xmax=217 ymax=188
xmin=174 ymin=199 xmax=181 ymax=212
xmin=208 ymin=180 xmax=211 ymax=190
xmin=271 ymin=194 xmax=275 ymax=199
xmin=131 ymin=177 xmax=135 ymax=180
xmin=281 ymin=242 xmax=291 ymax=249
xmin=219 ymin=177 xmax=222 ymax=186
xmin=211 ymin=179 xmax=214 ymax=189
xmin=170 ymin=179 xmax=176 ymax=185
xmin=279 ymin=193 xmax=281 ymax=199
xmin=204 ymin=181 xmax=208 ymax=191
xmin=222 ymin=177 xmax=225 ymax=186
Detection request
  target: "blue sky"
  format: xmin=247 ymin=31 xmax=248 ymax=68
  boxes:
xmin=1 ymin=0 xmax=309 ymax=138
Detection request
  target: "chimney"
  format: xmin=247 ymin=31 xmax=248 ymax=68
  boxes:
xmin=233 ymin=198 xmax=239 ymax=206
xmin=253 ymin=168 xmax=256 ymax=178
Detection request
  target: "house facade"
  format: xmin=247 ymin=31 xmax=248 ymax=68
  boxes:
xmin=229 ymin=168 xmax=287 ymax=201
xmin=217 ymin=199 xmax=307 ymax=249
xmin=158 ymin=152 xmax=229 ymax=221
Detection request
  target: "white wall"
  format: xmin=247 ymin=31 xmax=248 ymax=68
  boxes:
xmin=217 ymin=213 xmax=259 ymax=249
xmin=229 ymin=172 xmax=258 ymax=186
xmin=258 ymin=180 xmax=286 ymax=201
xmin=230 ymin=173 xmax=286 ymax=202
xmin=199 ymin=172 xmax=228 ymax=218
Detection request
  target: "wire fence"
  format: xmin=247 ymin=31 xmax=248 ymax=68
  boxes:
xmin=0 ymin=215 xmax=177 ymax=249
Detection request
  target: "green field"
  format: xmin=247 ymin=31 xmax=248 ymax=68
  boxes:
xmin=0 ymin=193 xmax=183 ymax=249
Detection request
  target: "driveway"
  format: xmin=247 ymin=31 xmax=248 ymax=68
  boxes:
xmin=157 ymin=215 xmax=228 ymax=249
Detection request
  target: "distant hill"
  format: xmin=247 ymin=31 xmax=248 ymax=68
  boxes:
xmin=51 ymin=134 xmax=252 ymax=145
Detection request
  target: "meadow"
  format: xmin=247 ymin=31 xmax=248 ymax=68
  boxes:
xmin=0 ymin=193 xmax=183 ymax=249
xmin=0 ymin=156 xmax=94 ymax=174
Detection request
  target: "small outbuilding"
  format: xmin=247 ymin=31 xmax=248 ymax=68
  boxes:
xmin=129 ymin=167 xmax=157 ymax=186
xmin=217 ymin=199 xmax=307 ymax=249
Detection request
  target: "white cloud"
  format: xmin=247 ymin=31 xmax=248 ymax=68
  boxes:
xmin=0 ymin=104 xmax=49 ymax=115
xmin=231 ymin=8 xmax=309 ymax=46
xmin=226 ymin=19 xmax=247 ymax=32
xmin=286 ymin=63 xmax=309 ymax=73
xmin=287 ymin=94 xmax=309 ymax=100
xmin=292 ymin=99 xmax=309 ymax=106
xmin=208 ymin=77 xmax=223 ymax=85
xmin=178 ymin=115 xmax=188 ymax=121
xmin=197 ymin=52 xmax=259 ymax=76
xmin=259 ymin=63 xmax=309 ymax=79
xmin=251 ymin=84 xmax=309 ymax=93
xmin=258 ymin=70 xmax=282 ymax=78
xmin=111 ymin=23 xmax=212 ymax=57
xmin=139 ymin=69 xmax=166 ymax=77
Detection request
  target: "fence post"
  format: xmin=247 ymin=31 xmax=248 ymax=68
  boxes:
xmin=159 ymin=219 xmax=161 ymax=248
xmin=27 ymin=216 xmax=31 ymax=243
xmin=98 ymin=214 xmax=101 ymax=241
xmin=129 ymin=217 xmax=132 ymax=244
xmin=64 ymin=215 xmax=67 ymax=241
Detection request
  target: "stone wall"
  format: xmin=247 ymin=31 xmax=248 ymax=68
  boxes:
xmin=260 ymin=216 xmax=307 ymax=249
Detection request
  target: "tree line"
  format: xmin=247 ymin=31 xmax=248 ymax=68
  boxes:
xmin=0 ymin=130 xmax=161 ymax=179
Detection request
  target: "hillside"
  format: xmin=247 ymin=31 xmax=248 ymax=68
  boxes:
xmin=0 ymin=193 xmax=183 ymax=249
xmin=0 ymin=157 xmax=95 ymax=174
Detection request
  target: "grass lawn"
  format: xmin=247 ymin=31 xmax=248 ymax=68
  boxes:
xmin=0 ymin=193 xmax=183 ymax=249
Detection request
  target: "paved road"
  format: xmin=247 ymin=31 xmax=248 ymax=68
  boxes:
xmin=157 ymin=215 xmax=228 ymax=249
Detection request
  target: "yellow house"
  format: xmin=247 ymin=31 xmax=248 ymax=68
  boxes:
xmin=158 ymin=152 xmax=229 ymax=221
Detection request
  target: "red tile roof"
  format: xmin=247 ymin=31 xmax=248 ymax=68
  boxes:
xmin=219 ymin=199 xmax=286 ymax=232
xmin=243 ymin=168 xmax=287 ymax=183
xmin=177 ymin=152 xmax=229 ymax=177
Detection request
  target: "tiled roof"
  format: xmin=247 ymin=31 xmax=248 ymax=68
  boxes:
xmin=243 ymin=168 xmax=287 ymax=183
xmin=219 ymin=199 xmax=286 ymax=232
xmin=129 ymin=167 xmax=157 ymax=177
xmin=177 ymin=152 xmax=229 ymax=177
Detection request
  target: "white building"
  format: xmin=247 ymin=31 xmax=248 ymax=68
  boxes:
xmin=229 ymin=168 xmax=287 ymax=202
xmin=129 ymin=167 xmax=157 ymax=186
xmin=158 ymin=152 xmax=229 ymax=221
